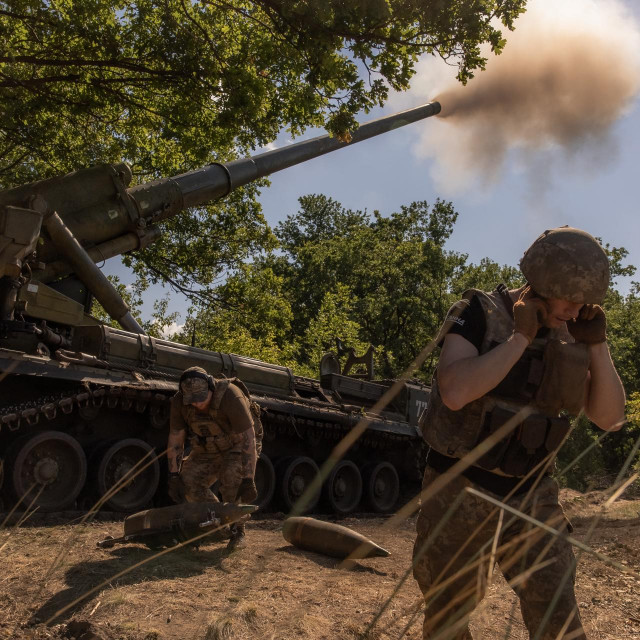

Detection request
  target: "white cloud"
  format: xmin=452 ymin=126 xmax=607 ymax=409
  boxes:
xmin=161 ymin=321 xmax=185 ymax=339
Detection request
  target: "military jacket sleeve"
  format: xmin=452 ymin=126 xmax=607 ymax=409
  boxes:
xmin=169 ymin=393 xmax=188 ymax=433
xmin=219 ymin=384 xmax=254 ymax=434
xmin=444 ymin=294 xmax=486 ymax=351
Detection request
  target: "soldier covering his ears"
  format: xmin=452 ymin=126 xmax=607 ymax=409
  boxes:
xmin=167 ymin=366 xmax=260 ymax=551
xmin=413 ymin=227 xmax=626 ymax=639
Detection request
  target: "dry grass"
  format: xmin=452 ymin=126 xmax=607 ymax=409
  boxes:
xmin=1 ymin=496 xmax=639 ymax=640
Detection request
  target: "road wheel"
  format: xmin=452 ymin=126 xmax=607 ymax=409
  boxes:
xmin=10 ymin=431 xmax=87 ymax=511
xmin=323 ymin=460 xmax=362 ymax=515
xmin=277 ymin=456 xmax=321 ymax=514
xmin=254 ymin=452 xmax=275 ymax=511
xmin=363 ymin=462 xmax=399 ymax=513
xmin=95 ymin=438 xmax=159 ymax=512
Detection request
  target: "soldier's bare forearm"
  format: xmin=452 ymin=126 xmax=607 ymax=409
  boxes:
xmin=585 ymin=343 xmax=626 ymax=431
xmin=239 ymin=426 xmax=257 ymax=477
xmin=167 ymin=429 xmax=186 ymax=473
xmin=438 ymin=333 xmax=528 ymax=411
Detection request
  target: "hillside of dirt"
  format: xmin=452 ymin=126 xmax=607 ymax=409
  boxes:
xmin=1 ymin=490 xmax=639 ymax=640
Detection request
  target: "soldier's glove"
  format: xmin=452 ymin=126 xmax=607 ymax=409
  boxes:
xmin=568 ymin=304 xmax=607 ymax=344
xmin=237 ymin=477 xmax=258 ymax=503
xmin=513 ymin=288 xmax=548 ymax=344
xmin=167 ymin=472 xmax=187 ymax=504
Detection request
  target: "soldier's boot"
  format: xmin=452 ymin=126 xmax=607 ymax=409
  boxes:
xmin=227 ymin=522 xmax=247 ymax=551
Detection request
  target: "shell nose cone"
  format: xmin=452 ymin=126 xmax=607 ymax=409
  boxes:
xmin=370 ymin=545 xmax=391 ymax=558
xmin=282 ymin=516 xmax=390 ymax=559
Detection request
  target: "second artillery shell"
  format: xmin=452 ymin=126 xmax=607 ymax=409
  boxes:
xmin=282 ymin=516 xmax=390 ymax=559
xmin=123 ymin=501 xmax=256 ymax=537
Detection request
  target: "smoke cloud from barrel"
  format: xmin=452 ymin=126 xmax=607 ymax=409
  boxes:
xmin=415 ymin=0 xmax=640 ymax=193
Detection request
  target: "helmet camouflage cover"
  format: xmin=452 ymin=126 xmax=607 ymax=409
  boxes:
xmin=520 ymin=226 xmax=610 ymax=304
xmin=180 ymin=366 xmax=211 ymax=405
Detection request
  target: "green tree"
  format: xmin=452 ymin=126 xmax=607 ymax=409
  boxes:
xmin=1 ymin=0 xmax=526 ymax=184
xmin=273 ymin=194 xmax=466 ymax=377
xmin=301 ymin=284 xmax=371 ymax=378
xmin=2 ymin=0 xmax=527 ymax=310
xmin=556 ymin=244 xmax=639 ymax=490
xmin=622 ymin=392 xmax=640 ymax=484
xmin=452 ymin=257 xmax=523 ymax=295
xmin=176 ymin=311 xmax=300 ymax=371
xmin=597 ymin=279 xmax=640 ymax=485
xmin=205 ymin=261 xmax=294 ymax=345
xmin=128 ymin=197 xmax=279 ymax=311
xmin=606 ymin=284 xmax=640 ymax=395
xmin=169 ymin=260 xmax=302 ymax=370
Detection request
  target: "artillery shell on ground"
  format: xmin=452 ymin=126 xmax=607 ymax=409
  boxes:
xmin=97 ymin=501 xmax=257 ymax=549
xmin=282 ymin=516 xmax=390 ymax=559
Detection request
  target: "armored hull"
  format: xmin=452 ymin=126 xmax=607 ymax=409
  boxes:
xmin=0 ymin=329 xmax=429 ymax=514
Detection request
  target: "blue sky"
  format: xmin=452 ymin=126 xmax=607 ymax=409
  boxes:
xmin=106 ymin=0 xmax=640 ymax=326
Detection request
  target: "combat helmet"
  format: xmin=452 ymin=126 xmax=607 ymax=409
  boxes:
xmin=179 ymin=366 xmax=213 ymax=405
xmin=520 ymin=226 xmax=609 ymax=304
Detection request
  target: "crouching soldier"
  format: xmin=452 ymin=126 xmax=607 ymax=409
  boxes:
xmin=167 ymin=366 xmax=259 ymax=551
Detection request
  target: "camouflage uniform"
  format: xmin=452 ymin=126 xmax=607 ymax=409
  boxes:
xmin=180 ymin=433 xmax=247 ymax=503
xmin=170 ymin=376 xmax=256 ymax=505
xmin=413 ymin=467 xmax=583 ymax=640
xmin=413 ymin=228 xmax=613 ymax=639
xmin=415 ymin=298 xmax=589 ymax=638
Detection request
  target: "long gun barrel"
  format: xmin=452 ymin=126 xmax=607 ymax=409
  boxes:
xmin=0 ymin=101 xmax=440 ymax=332
xmin=130 ymin=100 xmax=441 ymax=221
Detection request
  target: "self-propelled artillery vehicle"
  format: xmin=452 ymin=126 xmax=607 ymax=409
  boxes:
xmin=0 ymin=102 xmax=438 ymax=516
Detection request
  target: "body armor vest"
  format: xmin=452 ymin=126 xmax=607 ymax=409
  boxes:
xmin=421 ymin=287 xmax=590 ymax=477
xmin=181 ymin=377 xmax=263 ymax=457
xmin=182 ymin=378 xmax=234 ymax=439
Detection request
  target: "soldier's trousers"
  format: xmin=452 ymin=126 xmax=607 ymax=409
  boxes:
xmin=413 ymin=466 xmax=586 ymax=640
xmin=181 ymin=444 xmax=244 ymax=503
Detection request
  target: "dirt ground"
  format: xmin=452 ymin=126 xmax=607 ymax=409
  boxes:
xmin=1 ymin=490 xmax=639 ymax=640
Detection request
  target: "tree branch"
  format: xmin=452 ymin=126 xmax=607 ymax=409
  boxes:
xmin=0 ymin=55 xmax=185 ymax=78
xmin=144 ymin=262 xmax=234 ymax=309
